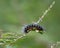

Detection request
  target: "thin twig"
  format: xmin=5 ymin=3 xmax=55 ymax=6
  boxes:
xmin=14 ymin=34 xmax=26 ymax=42
xmin=37 ymin=1 xmax=55 ymax=24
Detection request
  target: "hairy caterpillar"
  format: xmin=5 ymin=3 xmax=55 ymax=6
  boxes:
xmin=23 ymin=24 xmax=44 ymax=34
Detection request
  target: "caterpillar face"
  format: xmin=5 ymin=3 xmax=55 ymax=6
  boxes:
xmin=23 ymin=24 xmax=44 ymax=34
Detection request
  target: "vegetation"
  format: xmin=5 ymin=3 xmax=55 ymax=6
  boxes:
xmin=0 ymin=0 xmax=60 ymax=48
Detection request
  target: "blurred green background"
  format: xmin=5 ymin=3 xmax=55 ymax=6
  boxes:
xmin=0 ymin=0 xmax=60 ymax=48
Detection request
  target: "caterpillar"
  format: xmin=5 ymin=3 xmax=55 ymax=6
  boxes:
xmin=23 ymin=24 xmax=44 ymax=34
